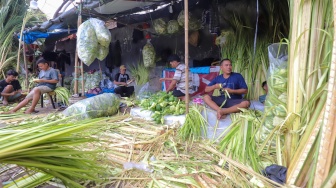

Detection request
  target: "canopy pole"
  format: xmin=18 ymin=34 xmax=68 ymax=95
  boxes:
xmin=79 ymin=0 xmax=85 ymax=97
xmin=74 ymin=1 xmax=82 ymax=95
xmin=184 ymin=0 xmax=189 ymax=113
xmin=22 ymin=44 xmax=29 ymax=91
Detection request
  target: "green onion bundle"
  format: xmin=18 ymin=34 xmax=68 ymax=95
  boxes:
xmin=54 ymin=87 xmax=71 ymax=106
xmin=178 ymin=105 xmax=208 ymax=141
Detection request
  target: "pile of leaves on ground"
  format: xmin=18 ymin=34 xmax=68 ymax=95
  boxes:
xmin=0 ymin=112 xmax=282 ymax=188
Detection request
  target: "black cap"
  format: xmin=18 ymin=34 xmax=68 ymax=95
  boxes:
xmin=167 ymin=54 xmax=180 ymax=62
xmin=36 ymin=57 xmax=48 ymax=64
xmin=6 ymin=70 xmax=18 ymax=76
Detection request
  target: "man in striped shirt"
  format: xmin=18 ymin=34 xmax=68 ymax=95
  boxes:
xmin=160 ymin=54 xmax=194 ymax=99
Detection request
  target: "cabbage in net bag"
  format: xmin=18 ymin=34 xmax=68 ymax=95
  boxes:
xmin=153 ymin=18 xmax=167 ymax=35
xmin=77 ymin=20 xmax=98 ymax=66
xmin=89 ymin=18 xmax=112 ymax=47
xmin=177 ymin=10 xmax=201 ymax=31
xmin=167 ymin=20 xmax=180 ymax=34
xmin=142 ymin=42 xmax=156 ymax=68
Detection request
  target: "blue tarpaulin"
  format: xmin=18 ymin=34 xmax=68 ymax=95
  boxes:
xmin=164 ymin=66 xmax=210 ymax=74
xmin=19 ymin=29 xmax=77 ymax=44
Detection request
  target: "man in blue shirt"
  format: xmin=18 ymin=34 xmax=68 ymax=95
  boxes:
xmin=9 ymin=58 xmax=59 ymax=114
xmin=204 ymin=59 xmax=250 ymax=119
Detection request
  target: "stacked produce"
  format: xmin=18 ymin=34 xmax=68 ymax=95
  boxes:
xmin=77 ymin=18 xmax=111 ymax=65
xmin=138 ymin=92 xmax=185 ymax=124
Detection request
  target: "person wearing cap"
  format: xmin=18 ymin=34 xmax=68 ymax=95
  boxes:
xmin=9 ymin=58 xmax=59 ymax=114
xmin=159 ymin=54 xmax=194 ymax=99
xmin=0 ymin=70 xmax=22 ymax=105
xmin=114 ymin=65 xmax=134 ymax=97
xmin=203 ymin=58 xmax=250 ymax=119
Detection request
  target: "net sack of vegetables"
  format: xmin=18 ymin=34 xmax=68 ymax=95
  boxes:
xmin=142 ymin=42 xmax=156 ymax=67
xmin=177 ymin=11 xmax=201 ymax=31
xmin=153 ymin=18 xmax=167 ymax=35
xmin=63 ymin=93 xmax=120 ymax=119
xmin=89 ymin=18 xmax=112 ymax=47
xmin=77 ymin=20 xmax=98 ymax=66
xmin=97 ymin=44 xmax=109 ymax=61
xmin=167 ymin=20 xmax=180 ymax=34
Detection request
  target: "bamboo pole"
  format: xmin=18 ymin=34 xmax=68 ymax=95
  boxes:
xmin=184 ymin=0 xmax=189 ymax=113
xmin=79 ymin=1 xmax=84 ymax=97
xmin=313 ymin=1 xmax=336 ymax=186
xmin=22 ymin=44 xmax=29 ymax=91
xmin=74 ymin=5 xmax=81 ymax=95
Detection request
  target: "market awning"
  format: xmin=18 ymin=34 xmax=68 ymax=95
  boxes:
xmin=19 ymin=29 xmax=77 ymax=44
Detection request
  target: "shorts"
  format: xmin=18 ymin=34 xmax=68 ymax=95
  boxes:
xmin=211 ymin=96 xmax=248 ymax=108
xmin=7 ymin=93 xmax=22 ymax=102
xmin=26 ymin=86 xmax=53 ymax=100
xmin=172 ymin=89 xmax=185 ymax=97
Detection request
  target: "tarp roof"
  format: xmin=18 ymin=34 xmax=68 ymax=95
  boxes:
xmin=19 ymin=29 xmax=77 ymax=44
xmin=29 ymin=0 xmax=209 ymax=32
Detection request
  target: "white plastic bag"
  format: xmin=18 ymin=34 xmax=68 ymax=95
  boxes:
xmin=89 ymin=18 xmax=112 ymax=47
xmin=77 ymin=20 xmax=98 ymax=66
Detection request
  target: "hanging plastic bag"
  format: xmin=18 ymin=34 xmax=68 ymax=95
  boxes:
xmin=77 ymin=20 xmax=98 ymax=66
xmin=89 ymin=18 xmax=112 ymax=47
xmin=142 ymin=42 xmax=156 ymax=68
xmin=97 ymin=44 xmax=109 ymax=61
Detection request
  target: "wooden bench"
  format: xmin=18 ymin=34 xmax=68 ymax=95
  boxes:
xmin=40 ymin=91 xmax=56 ymax=109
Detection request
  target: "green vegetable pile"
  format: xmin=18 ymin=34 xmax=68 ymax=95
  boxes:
xmin=139 ymin=92 xmax=186 ymax=124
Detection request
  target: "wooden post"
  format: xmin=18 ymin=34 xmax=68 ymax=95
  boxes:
xmin=22 ymin=44 xmax=29 ymax=91
xmin=79 ymin=0 xmax=85 ymax=97
xmin=184 ymin=0 xmax=189 ymax=113
xmin=74 ymin=1 xmax=82 ymax=95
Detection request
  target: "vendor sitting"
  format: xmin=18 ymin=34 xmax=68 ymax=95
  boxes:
xmin=114 ymin=65 xmax=134 ymax=97
xmin=0 ymin=70 xmax=22 ymax=105
xmin=203 ymin=59 xmax=250 ymax=119
xmin=159 ymin=54 xmax=194 ymax=99
xmin=259 ymin=81 xmax=268 ymax=103
xmin=9 ymin=58 xmax=59 ymax=114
